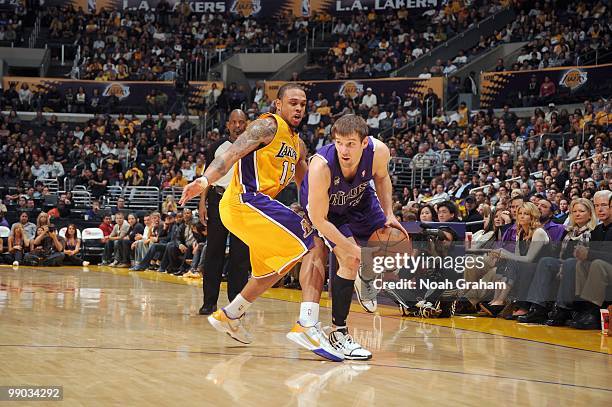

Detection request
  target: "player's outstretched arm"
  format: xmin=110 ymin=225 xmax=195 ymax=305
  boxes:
xmin=308 ymin=156 xmax=360 ymax=259
xmin=179 ymin=117 xmax=277 ymax=205
xmin=372 ymin=138 xmax=409 ymax=238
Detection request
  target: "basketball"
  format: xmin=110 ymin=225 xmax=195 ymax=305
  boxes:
xmin=361 ymin=227 xmax=412 ymax=277
xmin=368 ymin=227 xmax=412 ymax=257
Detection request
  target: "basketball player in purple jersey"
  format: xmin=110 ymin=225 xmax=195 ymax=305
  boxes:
xmin=287 ymin=114 xmax=408 ymax=360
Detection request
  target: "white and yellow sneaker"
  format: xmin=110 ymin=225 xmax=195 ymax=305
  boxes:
xmin=208 ymin=309 xmax=253 ymax=344
xmin=287 ymin=321 xmax=344 ymax=362
xmin=329 ymin=329 xmax=372 ymax=360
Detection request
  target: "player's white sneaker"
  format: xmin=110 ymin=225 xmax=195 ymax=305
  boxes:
xmin=354 ymin=272 xmax=378 ymax=313
xmin=287 ymin=321 xmax=344 ymax=362
xmin=208 ymin=309 xmax=253 ymax=344
xmin=329 ymin=330 xmax=372 ymax=360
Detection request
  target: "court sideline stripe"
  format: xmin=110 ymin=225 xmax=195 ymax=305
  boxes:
xmin=0 ymin=343 xmax=609 ymax=393
xmin=251 ymin=292 xmax=612 ymax=356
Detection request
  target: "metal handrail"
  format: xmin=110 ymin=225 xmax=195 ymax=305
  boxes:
xmin=469 ymin=170 xmax=545 ymax=195
xmin=569 ymin=150 xmax=612 ymax=171
xmin=28 ymin=14 xmax=41 ymax=48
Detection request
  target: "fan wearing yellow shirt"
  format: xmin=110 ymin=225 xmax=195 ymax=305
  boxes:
xmin=169 ymin=171 xmax=188 ymax=187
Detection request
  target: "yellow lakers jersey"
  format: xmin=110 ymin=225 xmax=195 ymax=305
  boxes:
xmin=227 ymin=113 xmax=300 ymax=199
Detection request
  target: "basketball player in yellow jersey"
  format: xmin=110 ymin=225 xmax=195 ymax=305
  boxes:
xmin=180 ymin=84 xmax=344 ymax=361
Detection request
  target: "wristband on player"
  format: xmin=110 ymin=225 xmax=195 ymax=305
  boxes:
xmin=197 ymin=176 xmax=209 ymax=189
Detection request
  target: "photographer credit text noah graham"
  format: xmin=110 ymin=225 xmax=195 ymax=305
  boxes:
xmin=369 ymin=252 xmax=506 ymax=291
xmin=373 ymin=278 xmax=507 ymax=291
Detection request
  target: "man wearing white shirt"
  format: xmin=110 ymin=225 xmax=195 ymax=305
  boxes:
xmin=73 ymin=126 xmax=84 ymax=140
xmin=443 ymin=59 xmax=458 ymax=76
xmin=332 ymin=21 xmax=347 ymax=36
xmin=366 ymin=112 xmax=380 ymax=130
xmin=45 ymin=154 xmax=65 ymax=179
xmin=166 ymin=113 xmax=183 ymax=132
xmin=360 ymin=88 xmax=377 ymax=110
xmin=453 ymin=51 xmax=468 ymax=65
xmin=198 ymin=109 xmax=250 ymax=316
xmin=207 ymin=83 xmax=221 ymax=106
xmin=406 ymin=105 xmax=421 ymax=125
xmin=93 ymin=37 xmax=105 ymax=50
xmin=418 ymin=67 xmax=432 ymax=79
xmin=31 ymin=157 xmax=47 ymax=180
xmin=252 ymin=82 xmax=264 ymax=105
xmin=431 ymin=184 xmax=450 ymax=202
xmin=181 ymin=163 xmax=196 ymax=181
xmin=347 ymin=21 xmax=360 ymax=33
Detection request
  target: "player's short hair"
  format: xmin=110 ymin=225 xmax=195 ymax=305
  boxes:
xmin=277 ymin=83 xmax=305 ymax=100
xmin=331 ymin=114 xmax=369 ymax=141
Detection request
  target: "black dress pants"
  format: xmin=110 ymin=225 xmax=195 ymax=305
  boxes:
xmin=202 ymin=188 xmax=250 ymax=308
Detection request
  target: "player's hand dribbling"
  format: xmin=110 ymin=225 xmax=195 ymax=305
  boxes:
xmin=384 ymin=215 xmax=409 ymax=239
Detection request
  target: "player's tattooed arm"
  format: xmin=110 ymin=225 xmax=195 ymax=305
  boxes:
xmin=180 ymin=117 xmax=277 ymax=205
xmin=294 ymin=138 xmax=309 ymax=187
xmin=205 ymin=117 xmax=277 ymax=185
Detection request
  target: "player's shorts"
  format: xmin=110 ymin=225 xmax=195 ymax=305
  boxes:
xmin=323 ymin=191 xmax=387 ymax=249
xmin=220 ymin=191 xmax=314 ymax=279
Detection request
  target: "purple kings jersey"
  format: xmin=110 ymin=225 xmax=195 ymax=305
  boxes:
xmin=301 ymin=137 xmax=378 ymax=218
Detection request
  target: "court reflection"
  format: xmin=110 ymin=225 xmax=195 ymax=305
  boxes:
xmin=285 ymin=363 xmax=375 ymax=407
xmin=206 ymin=352 xmax=254 ymax=402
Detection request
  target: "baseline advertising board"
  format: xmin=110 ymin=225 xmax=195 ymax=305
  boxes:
xmin=2 ymin=76 xmax=222 ymax=115
xmin=264 ymin=77 xmax=444 ymax=107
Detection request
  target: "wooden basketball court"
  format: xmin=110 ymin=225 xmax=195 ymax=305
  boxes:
xmin=0 ymin=265 xmax=610 ymax=405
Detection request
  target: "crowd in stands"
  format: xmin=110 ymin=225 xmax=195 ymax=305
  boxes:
xmin=41 ymin=4 xmax=310 ymax=81
xmin=320 ymin=0 xmax=499 ymax=79
xmin=496 ymin=0 xmax=610 ymax=72
xmin=417 ymin=0 xmax=611 ymax=83
xmin=0 ymin=2 xmax=27 ymax=46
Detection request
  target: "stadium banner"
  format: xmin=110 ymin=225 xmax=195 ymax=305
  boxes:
xmin=480 ymin=63 xmax=612 ymax=109
xmin=2 ymin=76 xmax=223 ymax=113
xmin=48 ymin=0 xmax=441 ymax=16
xmin=264 ymin=77 xmax=444 ymax=106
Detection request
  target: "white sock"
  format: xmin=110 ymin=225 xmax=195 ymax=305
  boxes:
xmin=299 ymin=302 xmax=319 ymax=327
xmin=224 ymin=294 xmax=251 ymax=319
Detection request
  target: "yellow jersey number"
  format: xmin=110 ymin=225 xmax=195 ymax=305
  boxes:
xmin=279 ymin=160 xmax=296 ymax=185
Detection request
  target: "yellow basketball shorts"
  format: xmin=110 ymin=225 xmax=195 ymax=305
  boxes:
xmin=220 ymin=192 xmax=314 ymax=278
